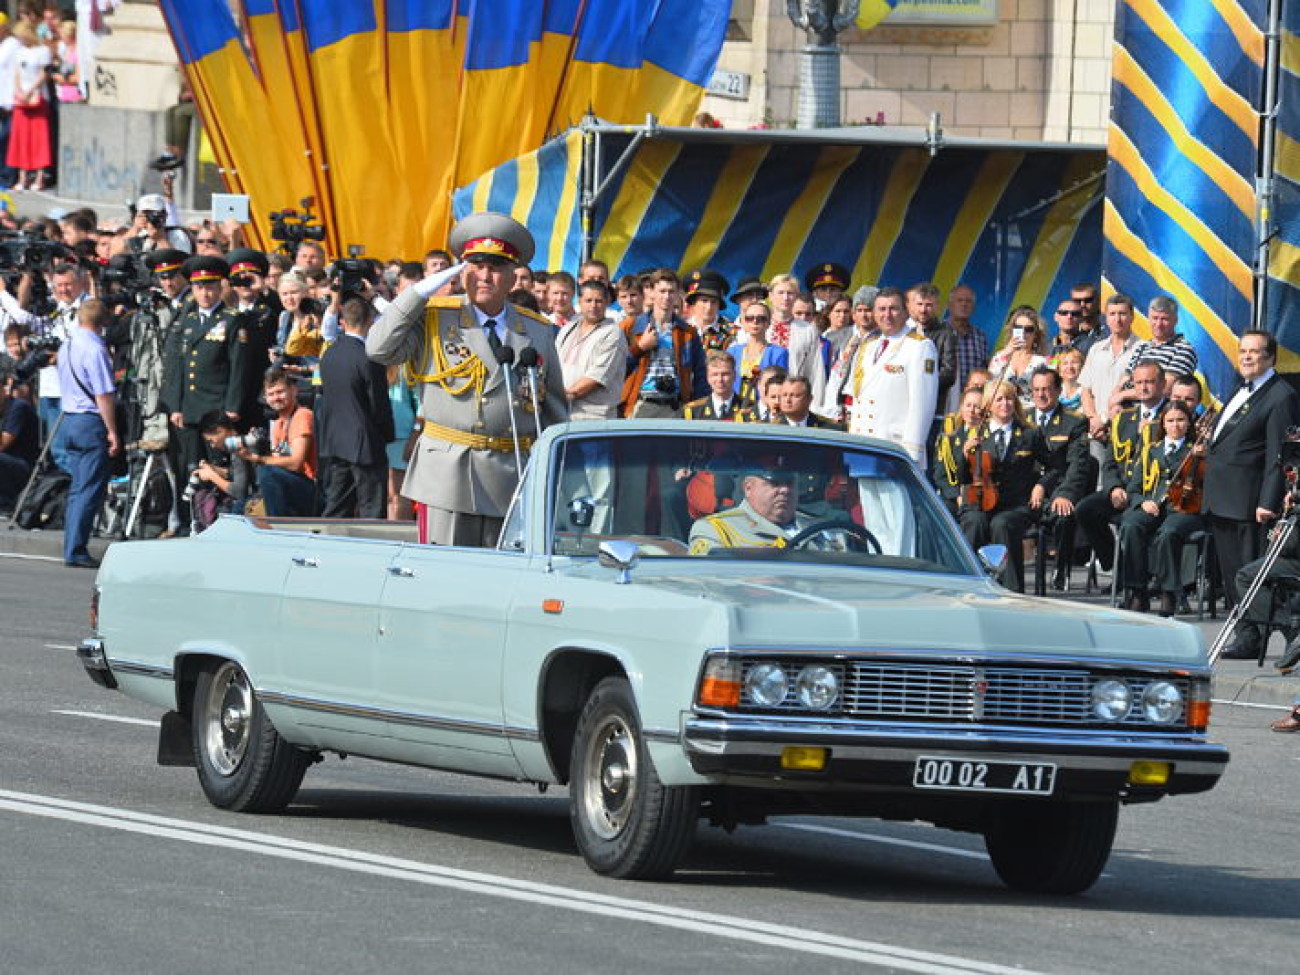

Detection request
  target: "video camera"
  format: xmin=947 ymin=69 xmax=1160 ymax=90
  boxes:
xmin=269 ymin=197 xmax=326 ymax=255
xmin=0 ymin=234 xmax=76 ymax=317
xmin=1281 ymin=428 xmax=1300 ymax=506
xmin=99 ymin=253 xmax=164 ymax=311
xmin=13 ymin=334 xmax=61 ymax=383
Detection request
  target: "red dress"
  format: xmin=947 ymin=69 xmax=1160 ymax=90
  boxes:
xmin=8 ymin=96 xmax=53 ymax=171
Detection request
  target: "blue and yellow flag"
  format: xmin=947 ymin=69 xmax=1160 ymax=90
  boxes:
xmin=1264 ymin=1 xmax=1300 ymax=367
xmin=1103 ymin=0 xmax=1267 ymax=394
xmin=158 ymin=0 xmax=729 ymax=257
xmin=856 ymin=0 xmax=899 ymax=32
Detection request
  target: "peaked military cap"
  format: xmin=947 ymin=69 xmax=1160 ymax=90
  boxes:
xmin=448 ymin=212 xmax=535 ymax=266
xmin=683 ymin=268 xmax=729 ymax=303
xmin=804 ymin=262 xmax=851 ymax=293
xmin=182 ymin=255 xmax=230 ymax=283
xmin=144 ymin=248 xmax=188 ymax=276
xmin=226 ymin=247 xmax=269 ymax=278
xmin=730 ymin=276 xmax=768 ymax=303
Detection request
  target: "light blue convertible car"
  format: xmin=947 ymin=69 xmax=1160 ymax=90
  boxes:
xmin=79 ymin=420 xmax=1228 ymax=893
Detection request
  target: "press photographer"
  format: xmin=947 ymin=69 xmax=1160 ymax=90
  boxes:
xmin=184 ymin=410 xmax=256 ymax=531
xmin=0 ymin=357 xmax=40 ymax=511
xmin=127 ymin=189 xmax=192 ymax=254
xmin=239 ymin=365 xmax=316 ymax=517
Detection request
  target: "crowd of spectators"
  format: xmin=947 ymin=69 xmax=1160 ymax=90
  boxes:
xmin=0 ymin=196 xmax=1295 ymax=655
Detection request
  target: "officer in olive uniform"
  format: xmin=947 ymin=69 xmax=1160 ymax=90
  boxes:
xmin=688 ymin=462 xmax=850 ymax=554
xmin=366 ymin=213 xmax=568 ymax=547
xmin=162 ymin=255 xmax=252 ymax=484
xmin=226 ymin=247 xmax=282 ymax=419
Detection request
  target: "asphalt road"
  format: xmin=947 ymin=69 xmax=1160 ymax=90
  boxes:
xmin=3 ymin=552 xmax=1298 ymax=974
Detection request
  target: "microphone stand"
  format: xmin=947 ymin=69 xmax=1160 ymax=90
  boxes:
xmin=495 ymin=345 xmax=524 ymax=481
xmin=516 ymin=346 xmax=545 ymax=444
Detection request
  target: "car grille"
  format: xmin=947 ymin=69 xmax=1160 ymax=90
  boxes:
xmin=831 ymin=663 xmax=1189 ymax=728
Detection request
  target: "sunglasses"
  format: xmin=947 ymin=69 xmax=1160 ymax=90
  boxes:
xmin=1056 ymin=309 xmax=1081 ymax=316
xmin=743 ymin=315 xmax=770 ymax=323
xmin=195 ymin=238 xmax=218 ymax=245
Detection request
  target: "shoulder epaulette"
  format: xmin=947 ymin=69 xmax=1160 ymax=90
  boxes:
xmin=425 ymin=296 xmax=462 ymax=309
xmin=512 ymin=303 xmax=551 ymax=326
xmin=907 ymin=330 xmax=925 ymax=340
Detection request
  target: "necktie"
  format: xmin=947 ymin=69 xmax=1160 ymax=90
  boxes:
xmin=1165 ymin=442 xmax=1175 ymax=458
xmin=484 ymin=318 xmax=503 ymax=358
xmin=995 ymin=428 xmax=1008 ymax=460
xmin=1244 ymin=380 xmax=1255 ymax=394
xmin=1037 ymin=411 xmax=1049 ymax=428
xmin=873 ymin=337 xmax=889 ymax=364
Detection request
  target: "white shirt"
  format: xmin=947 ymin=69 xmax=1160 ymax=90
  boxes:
xmin=1214 ymin=368 xmax=1273 ymax=440
xmin=0 ymin=36 xmax=21 ymax=109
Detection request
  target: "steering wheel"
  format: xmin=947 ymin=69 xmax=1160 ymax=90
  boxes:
xmin=785 ymin=519 xmax=882 ymax=554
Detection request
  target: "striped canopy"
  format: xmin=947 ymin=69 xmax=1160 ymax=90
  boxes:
xmin=456 ymin=125 xmax=1107 ymax=351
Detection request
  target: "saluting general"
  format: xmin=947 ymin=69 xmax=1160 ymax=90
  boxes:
xmin=367 ymin=213 xmax=568 ymax=546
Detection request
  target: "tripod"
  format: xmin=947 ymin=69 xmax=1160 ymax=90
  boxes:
xmin=1208 ymin=510 xmax=1299 ymax=665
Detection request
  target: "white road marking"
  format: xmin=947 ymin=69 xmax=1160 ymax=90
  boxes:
xmin=0 ymin=551 xmax=62 ymax=562
xmin=45 ymin=644 xmax=76 ymax=651
xmin=776 ymin=822 xmax=988 ymax=861
xmin=50 ymin=709 xmax=158 ymax=728
xmin=1210 ymin=698 xmax=1292 ymax=711
xmin=0 ymin=789 xmax=1038 ymax=975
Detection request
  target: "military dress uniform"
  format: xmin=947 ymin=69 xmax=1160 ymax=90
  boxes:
xmin=682 ymin=394 xmax=755 ymax=422
xmin=1116 ymin=438 xmax=1204 ymax=613
xmin=1073 ymin=402 xmax=1162 ymax=571
xmin=846 ymin=327 xmax=940 ymax=465
xmin=365 ymin=213 xmax=567 ymax=546
xmin=227 ymin=247 xmax=282 ymax=418
xmin=688 ymin=500 xmax=845 ymax=554
xmin=161 ymin=258 xmax=252 ymax=480
xmin=1032 ymin=405 xmax=1096 ymax=587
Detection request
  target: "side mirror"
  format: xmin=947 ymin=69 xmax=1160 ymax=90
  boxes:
xmin=977 ymin=544 xmax=1008 ymax=576
xmin=568 ymin=497 xmax=595 ymax=529
xmin=598 ymin=539 xmax=641 ymax=584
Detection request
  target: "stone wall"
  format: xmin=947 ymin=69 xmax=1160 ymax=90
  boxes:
xmin=700 ymin=0 xmax=1114 ymax=143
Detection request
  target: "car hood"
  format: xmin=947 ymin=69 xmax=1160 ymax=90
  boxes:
xmin=581 ymin=561 xmax=1206 ymax=666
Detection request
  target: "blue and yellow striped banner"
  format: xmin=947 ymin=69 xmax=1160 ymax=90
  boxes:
xmin=1104 ymin=0 xmax=1266 ymax=394
xmin=1265 ymin=3 xmax=1300 ymax=368
xmin=455 ymin=129 xmax=1107 ymax=359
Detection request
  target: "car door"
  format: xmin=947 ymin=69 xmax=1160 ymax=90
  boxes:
xmin=269 ymin=534 xmax=396 ymax=743
xmin=373 ymin=542 xmax=528 ymax=776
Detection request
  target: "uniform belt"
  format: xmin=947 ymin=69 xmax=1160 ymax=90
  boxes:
xmin=420 ymin=420 xmax=534 ymax=452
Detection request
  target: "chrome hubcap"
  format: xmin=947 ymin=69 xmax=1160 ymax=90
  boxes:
xmin=204 ymin=663 xmax=253 ymax=777
xmin=582 ymin=714 xmax=638 ymax=840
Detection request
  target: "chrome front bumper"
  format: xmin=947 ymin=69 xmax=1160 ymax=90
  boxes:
xmin=682 ymin=713 xmax=1229 ymax=799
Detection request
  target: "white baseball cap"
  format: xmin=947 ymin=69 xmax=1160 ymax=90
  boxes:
xmin=136 ymin=193 xmax=167 ymax=212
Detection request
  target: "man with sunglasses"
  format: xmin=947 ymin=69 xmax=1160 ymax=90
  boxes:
xmin=1048 ymin=297 xmax=1096 ymax=362
xmin=1070 ymin=282 xmax=1101 ymax=335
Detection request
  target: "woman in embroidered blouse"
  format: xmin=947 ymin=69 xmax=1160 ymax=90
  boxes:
xmin=726 ymin=302 xmax=788 ymax=406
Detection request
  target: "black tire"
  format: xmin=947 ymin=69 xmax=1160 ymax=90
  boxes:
xmin=191 ymin=660 xmax=309 ymax=813
xmin=569 ymin=677 xmax=699 ymax=879
xmin=984 ymin=799 xmax=1119 ymax=894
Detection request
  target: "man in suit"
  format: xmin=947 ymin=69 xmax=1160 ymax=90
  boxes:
xmin=366 ymin=213 xmax=568 ymax=546
xmin=845 ymin=287 xmax=940 ymax=466
xmin=1206 ymin=330 xmax=1300 ymax=655
xmin=778 ymin=375 xmax=837 ymax=428
xmin=316 ymin=296 xmax=394 ymax=519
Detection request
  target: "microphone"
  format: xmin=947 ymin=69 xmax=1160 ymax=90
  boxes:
xmin=495 ymin=344 xmax=524 ymax=481
xmin=516 ymin=346 xmax=545 ymax=443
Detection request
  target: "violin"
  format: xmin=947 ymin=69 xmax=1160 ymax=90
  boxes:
xmin=1163 ymin=408 xmax=1217 ymax=514
xmin=962 ymin=428 xmax=1000 ymax=512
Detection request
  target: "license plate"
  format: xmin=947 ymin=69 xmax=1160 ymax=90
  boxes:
xmin=912 ymin=756 xmax=1057 ymax=795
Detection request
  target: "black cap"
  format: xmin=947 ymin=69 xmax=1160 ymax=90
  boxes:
xmin=683 ymin=268 xmax=729 ymax=303
xmin=730 ymin=276 xmax=768 ymax=303
xmin=803 ymin=262 xmax=851 ymax=293
xmin=226 ymin=248 xmax=269 ymax=278
xmin=143 ymin=248 xmax=188 ymax=276
xmin=182 ymin=255 xmax=230 ymax=283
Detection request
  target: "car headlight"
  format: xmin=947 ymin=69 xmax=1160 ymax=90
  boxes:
xmin=795 ymin=665 xmax=839 ymax=710
xmin=1140 ymin=681 xmax=1184 ymax=724
xmin=1091 ymin=679 xmax=1132 ymax=721
xmin=745 ymin=663 xmax=788 ymax=707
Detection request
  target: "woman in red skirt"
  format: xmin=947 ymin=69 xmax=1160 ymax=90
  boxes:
xmin=7 ymin=22 xmax=52 ymax=191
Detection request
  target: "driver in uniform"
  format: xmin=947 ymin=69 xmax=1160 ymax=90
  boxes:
xmin=688 ymin=459 xmax=852 ymax=554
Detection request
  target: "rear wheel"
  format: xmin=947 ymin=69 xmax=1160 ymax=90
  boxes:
xmin=192 ymin=660 xmax=309 ymax=812
xmin=569 ymin=677 xmax=698 ymax=879
xmin=984 ymin=799 xmax=1118 ymax=894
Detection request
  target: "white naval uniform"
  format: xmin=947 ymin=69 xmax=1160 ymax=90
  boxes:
xmin=846 ymin=326 xmax=939 ymax=465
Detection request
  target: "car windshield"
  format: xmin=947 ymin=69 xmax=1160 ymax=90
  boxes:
xmin=549 ymin=432 xmax=974 ymax=575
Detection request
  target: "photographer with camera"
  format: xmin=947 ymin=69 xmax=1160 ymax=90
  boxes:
xmin=183 ymin=410 xmax=255 ymax=531
xmin=58 ymin=298 xmax=119 ymax=568
xmin=226 ymin=248 xmax=281 ymax=417
xmin=128 ymin=191 xmax=191 ymax=255
xmin=241 ymin=365 xmax=316 ymax=517
xmin=0 ymin=356 xmax=39 ymax=510
xmin=617 ymin=268 xmax=707 ymax=418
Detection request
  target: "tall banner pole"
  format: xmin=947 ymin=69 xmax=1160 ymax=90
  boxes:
xmin=1254 ymin=0 xmax=1285 ymax=332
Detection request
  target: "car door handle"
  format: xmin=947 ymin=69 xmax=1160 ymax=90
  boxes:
xmin=388 ymin=566 xmax=416 ymax=578
xmin=291 ymin=556 xmax=319 ymax=568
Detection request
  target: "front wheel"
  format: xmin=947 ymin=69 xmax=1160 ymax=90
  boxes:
xmin=192 ymin=660 xmax=309 ymax=813
xmin=569 ymin=677 xmax=698 ymax=879
xmin=984 ymin=799 xmax=1118 ymax=894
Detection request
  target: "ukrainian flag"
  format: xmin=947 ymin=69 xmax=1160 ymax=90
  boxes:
xmin=856 ymin=0 xmax=899 ymax=32
xmin=1104 ymin=0 xmax=1267 ymax=394
xmin=1265 ymin=1 xmax=1300 ymax=367
xmin=159 ymin=0 xmax=729 ymax=259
